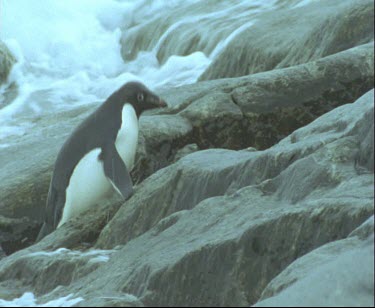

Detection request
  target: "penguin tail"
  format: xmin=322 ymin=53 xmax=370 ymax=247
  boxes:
xmin=35 ymin=222 xmax=54 ymax=243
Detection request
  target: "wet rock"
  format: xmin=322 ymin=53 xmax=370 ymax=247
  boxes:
xmin=349 ymin=215 xmax=374 ymax=240
xmin=175 ymin=43 xmax=374 ymax=150
xmin=179 ymin=92 xmax=243 ymax=149
xmin=119 ymin=1 xmax=271 ymax=65
xmin=0 ymin=246 xmax=5 ymax=261
xmin=0 ymin=41 xmax=15 ymax=84
xmin=200 ymin=0 xmax=374 ymax=80
xmin=75 ymin=294 xmax=144 ymax=307
xmin=0 ymin=247 xmax=119 ymax=296
xmin=255 ymin=219 xmax=374 ymax=307
xmin=0 ymin=43 xmax=373 ymax=255
xmin=173 ymin=143 xmax=199 ymax=163
xmin=0 ymin=215 xmax=39 ymax=256
xmin=0 ymin=90 xmax=373 ymax=306
xmin=132 ymin=115 xmax=193 ymax=182
xmin=97 ymin=89 xmax=374 ymax=250
xmin=0 ymin=106 xmax=94 ymax=254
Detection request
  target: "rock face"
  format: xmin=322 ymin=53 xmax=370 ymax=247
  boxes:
xmin=119 ymin=0 xmax=273 ymax=65
xmin=0 ymin=1 xmax=374 ymax=304
xmin=0 ymin=89 xmax=373 ymax=306
xmin=255 ymin=218 xmax=374 ymax=307
xmin=199 ymin=0 xmax=374 ymax=80
xmin=1 ymin=43 xmax=373 ymax=255
xmin=0 ymin=41 xmax=15 ymax=84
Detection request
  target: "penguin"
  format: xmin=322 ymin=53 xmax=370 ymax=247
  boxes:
xmin=36 ymin=81 xmax=167 ymax=241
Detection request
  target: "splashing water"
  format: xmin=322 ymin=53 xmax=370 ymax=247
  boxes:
xmin=0 ymin=0 xmax=312 ymax=140
xmin=0 ymin=0 xmax=290 ymax=141
xmin=0 ymin=292 xmax=83 ymax=307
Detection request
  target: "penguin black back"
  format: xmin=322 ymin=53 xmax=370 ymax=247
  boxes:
xmin=37 ymin=81 xmax=167 ymax=241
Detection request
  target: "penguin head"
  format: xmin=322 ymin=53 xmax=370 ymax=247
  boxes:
xmin=118 ymin=81 xmax=167 ymax=116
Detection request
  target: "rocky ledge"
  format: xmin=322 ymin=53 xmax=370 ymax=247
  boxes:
xmin=0 ymin=0 xmax=374 ymax=306
xmin=1 ymin=42 xmax=373 ymax=255
xmin=0 ymin=41 xmax=16 ymax=85
xmin=0 ymin=84 xmax=373 ymax=305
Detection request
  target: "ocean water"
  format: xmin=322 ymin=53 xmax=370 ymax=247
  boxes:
xmin=0 ymin=0 xmax=314 ymax=144
xmin=0 ymin=293 xmax=83 ymax=307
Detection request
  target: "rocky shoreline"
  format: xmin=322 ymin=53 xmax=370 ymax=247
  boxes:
xmin=0 ymin=0 xmax=374 ymax=306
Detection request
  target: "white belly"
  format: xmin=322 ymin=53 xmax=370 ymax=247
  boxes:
xmin=58 ymin=103 xmax=139 ymax=228
xmin=115 ymin=103 xmax=139 ymax=171
xmin=58 ymin=148 xmax=110 ymax=228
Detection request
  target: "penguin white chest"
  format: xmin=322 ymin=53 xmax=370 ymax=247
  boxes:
xmin=115 ymin=103 xmax=139 ymax=171
xmin=58 ymin=104 xmax=139 ymax=228
xmin=58 ymin=148 xmax=110 ymax=228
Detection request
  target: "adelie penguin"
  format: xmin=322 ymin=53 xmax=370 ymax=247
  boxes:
xmin=36 ymin=81 xmax=167 ymax=241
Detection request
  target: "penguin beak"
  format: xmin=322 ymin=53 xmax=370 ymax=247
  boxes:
xmin=146 ymin=93 xmax=167 ymax=109
xmin=149 ymin=94 xmax=167 ymax=108
xmin=157 ymin=97 xmax=167 ymax=108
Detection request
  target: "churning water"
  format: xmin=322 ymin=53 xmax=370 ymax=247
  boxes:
xmin=0 ymin=0 xmax=317 ymax=143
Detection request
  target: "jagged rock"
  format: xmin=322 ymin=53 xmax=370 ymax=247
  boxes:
xmin=0 ymin=1 xmax=373 ymax=305
xmin=132 ymin=115 xmax=193 ymax=182
xmin=0 ymin=215 xmax=39 ymax=256
xmin=0 ymin=41 xmax=15 ymax=84
xmin=97 ymin=89 xmax=374 ymax=248
xmin=175 ymin=43 xmax=374 ymax=150
xmin=0 ymin=246 xmax=5 ymax=261
xmin=254 ymin=218 xmax=374 ymax=307
xmin=199 ymin=0 xmax=374 ymax=80
xmin=75 ymin=294 xmax=144 ymax=307
xmin=173 ymin=143 xmax=199 ymax=163
xmin=119 ymin=1 xmax=270 ymax=64
xmin=178 ymin=92 xmax=243 ymax=149
xmin=0 ymin=89 xmax=373 ymax=306
xmin=0 ymin=43 xmax=373 ymax=255
xmin=349 ymin=215 xmax=374 ymax=240
xmin=0 ymin=107 xmax=94 ymax=254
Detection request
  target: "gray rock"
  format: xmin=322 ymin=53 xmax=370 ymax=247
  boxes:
xmin=96 ymin=89 xmax=374 ymax=248
xmin=133 ymin=115 xmax=193 ymax=182
xmin=119 ymin=0 xmax=274 ymax=64
xmin=200 ymin=0 xmax=374 ymax=80
xmin=0 ymin=41 xmax=15 ymax=84
xmin=231 ymin=43 xmax=374 ymax=115
xmin=173 ymin=143 xmax=199 ymax=163
xmin=163 ymin=43 xmax=373 ymax=150
xmin=90 ymin=91 xmax=375 ymax=304
xmin=75 ymin=294 xmax=144 ymax=307
xmin=255 ymin=226 xmax=374 ymax=306
xmin=349 ymin=215 xmax=374 ymax=240
xmin=178 ymin=92 xmax=243 ymax=149
xmin=0 ymin=215 xmax=39 ymax=256
xmin=0 ymin=43 xmax=373 ymax=255
xmin=0 ymin=106 xmax=94 ymax=254
xmin=0 ymin=109 xmax=193 ymax=253
xmin=0 ymin=89 xmax=373 ymax=306
xmin=0 ymin=246 xmax=5 ymax=261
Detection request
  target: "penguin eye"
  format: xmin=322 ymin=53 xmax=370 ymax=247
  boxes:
xmin=137 ymin=93 xmax=144 ymax=102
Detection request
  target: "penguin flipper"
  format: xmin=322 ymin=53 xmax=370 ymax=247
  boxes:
xmin=36 ymin=185 xmax=65 ymax=242
xmin=102 ymin=143 xmax=134 ymax=200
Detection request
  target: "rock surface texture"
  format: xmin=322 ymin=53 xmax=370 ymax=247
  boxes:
xmin=199 ymin=0 xmax=374 ymax=80
xmin=0 ymin=89 xmax=373 ymax=305
xmin=0 ymin=0 xmax=374 ymax=306
xmin=0 ymin=41 xmax=15 ymax=85
xmin=255 ymin=217 xmax=374 ymax=307
xmin=0 ymin=42 xmax=373 ymax=255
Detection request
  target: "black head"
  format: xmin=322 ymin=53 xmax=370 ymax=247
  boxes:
xmin=113 ymin=81 xmax=167 ymax=117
